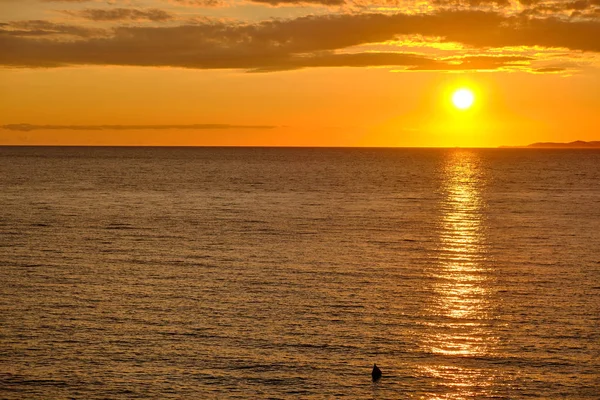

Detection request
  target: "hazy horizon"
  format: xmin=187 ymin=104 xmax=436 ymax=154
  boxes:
xmin=1 ymin=141 xmax=599 ymax=149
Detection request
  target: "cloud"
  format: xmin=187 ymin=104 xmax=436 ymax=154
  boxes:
xmin=519 ymin=0 xmax=600 ymax=16
xmin=247 ymin=51 xmax=437 ymax=71
xmin=64 ymin=8 xmax=174 ymax=22
xmin=432 ymin=0 xmax=510 ymax=7
xmin=1 ymin=123 xmax=277 ymax=131
xmin=0 ymin=11 xmax=598 ymax=71
xmin=166 ymin=0 xmax=344 ymax=7
xmin=247 ymin=52 xmax=533 ymax=72
xmin=408 ymin=54 xmax=533 ymax=71
xmin=164 ymin=0 xmax=230 ymax=7
xmin=534 ymin=66 xmax=566 ymax=73
xmin=246 ymin=0 xmax=345 ymax=6
xmin=1 ymin=20 xmax=106 ymax=37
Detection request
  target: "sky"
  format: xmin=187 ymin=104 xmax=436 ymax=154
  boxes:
xmin=0 ymin=0 xmax=599 ymax=147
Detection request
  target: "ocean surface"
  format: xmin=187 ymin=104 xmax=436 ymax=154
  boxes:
xmin=1 ymin=147 xmax=599 ymax=399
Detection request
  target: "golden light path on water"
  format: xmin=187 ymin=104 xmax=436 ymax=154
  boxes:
xmin=420 ymin=150 xmax=497 ymax=399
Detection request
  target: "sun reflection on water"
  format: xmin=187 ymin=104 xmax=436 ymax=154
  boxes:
xmin=419 ymin=150 xmax=497 ymax=398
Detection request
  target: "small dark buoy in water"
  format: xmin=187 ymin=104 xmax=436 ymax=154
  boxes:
xmin=372 ymin=364 xmax=382 ymax=382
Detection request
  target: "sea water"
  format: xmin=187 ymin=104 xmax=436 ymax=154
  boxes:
xmin=1 ymin=147 xmax=599 ymax=399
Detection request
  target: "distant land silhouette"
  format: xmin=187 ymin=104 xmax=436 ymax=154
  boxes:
xmin=500 ymin=141 xmax=600 ymax=149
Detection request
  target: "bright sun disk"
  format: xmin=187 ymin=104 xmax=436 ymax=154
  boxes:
xmin=452 ymin=88 xmax=475 ymax=110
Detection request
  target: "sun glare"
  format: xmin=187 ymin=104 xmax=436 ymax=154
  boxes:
xmin=452 ymin=89 xmax=475 ymax=110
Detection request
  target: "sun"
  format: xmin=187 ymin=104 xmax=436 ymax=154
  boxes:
xmin=452 ymin=88 xmax=475 ymax=110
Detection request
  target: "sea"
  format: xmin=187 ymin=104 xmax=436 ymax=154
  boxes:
xmin=1 ymin=146 xmax=599 ymax=399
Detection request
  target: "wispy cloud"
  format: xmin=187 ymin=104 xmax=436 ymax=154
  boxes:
xmin=1 ymin=124 xmax=277 ymax=131
xmin=63 ymin=8 xmax=174 ymax=22
xmin=245 ymin=0 xmax=345 ymax=6
xmin=40 ymin=0 xmax=94 ymax=2
xmin=164 ymin=0 xmax=230 ymax=6
xmin=3 ymin=20 xmax=106 ymax=37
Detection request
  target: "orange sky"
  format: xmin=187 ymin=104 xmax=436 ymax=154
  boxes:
xmin=0 ymin=0 xmax=599 ymax=147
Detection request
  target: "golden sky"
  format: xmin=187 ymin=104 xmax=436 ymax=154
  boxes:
xmin=0 ymin=0 xmax=599 ymax=147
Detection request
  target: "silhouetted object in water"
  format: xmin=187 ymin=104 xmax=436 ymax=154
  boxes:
xmin=372 ymin=364 xmax=382 ymax=382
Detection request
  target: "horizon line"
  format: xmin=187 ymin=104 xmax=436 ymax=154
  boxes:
xmin=2 ymin=144 xmax=599 ymax=150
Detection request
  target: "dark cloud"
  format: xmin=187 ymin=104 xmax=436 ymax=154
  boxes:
xmin=0 ymin=11 xmax=598 ymax=71
xmin=64 ymin=8 xmax=174 ymax=22
xmin=1 ymin=123 xmax=277 ymax=131
xmin=450 ymin=13 xmax=600 ymax=51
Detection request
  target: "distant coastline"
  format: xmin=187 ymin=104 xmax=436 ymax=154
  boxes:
xmin=500 ymin=140 xmax=600 ymax=149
